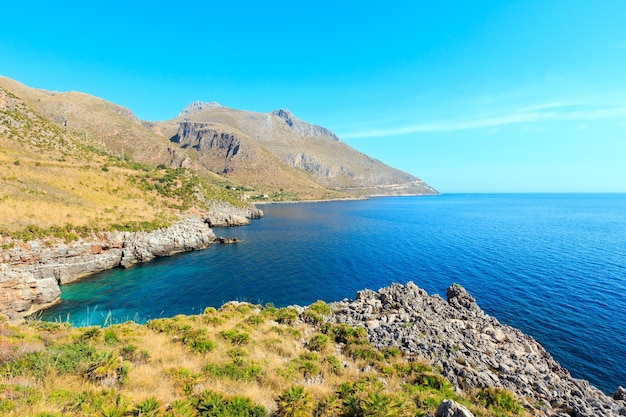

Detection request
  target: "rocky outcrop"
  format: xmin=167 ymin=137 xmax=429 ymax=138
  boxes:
xmin=435 ymin=400 xmax=475 ymax=417
xmin=178 ymin=101 xmax=223 ymax=117
xmin=272 ymin=108 xmax=341 ymax=141
xmin=173 ymin=121 xmax=244 ymax=159
xmin=202 ymin=200 xmax=263 ymax=227
xmin=331 ymin=282 xmax=624 ymax=417
xmin=0 ymin=203 xmax=262 ymax=323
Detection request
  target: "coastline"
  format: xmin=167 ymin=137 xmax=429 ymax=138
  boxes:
xmin=1 ymin=196 xmax=625 ymax=415
xmin=0 ymin=203 xmax=263 ymax=323
xmin=251 ymin=190 xmax=440 ymax=205
xmin=330 ymin=282 xmax=626 ymax=416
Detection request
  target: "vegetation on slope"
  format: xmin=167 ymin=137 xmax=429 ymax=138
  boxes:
xmin=0 ymin=302 xmax=526 ymax=417
xmin=0 ymin=87 xmax=243 ymax=240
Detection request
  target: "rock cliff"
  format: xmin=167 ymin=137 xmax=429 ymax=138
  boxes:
xmin=331 ymin=282 xmax=625 ymax=417
xmin=0 ymin=204 xmax=262 ymax=323
xmin=271 ymin=108 xmax=341 ymax=141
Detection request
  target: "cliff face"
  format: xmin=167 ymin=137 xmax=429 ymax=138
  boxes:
xmin=331 ymin=282 xmax=624 ymax=417
xmin=271 ymin=108 xmax=341 ymax=141
xmin=0 ymin=205 xmax=263 ymax=323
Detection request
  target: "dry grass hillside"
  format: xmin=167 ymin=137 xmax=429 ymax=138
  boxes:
xmin=0 ymin=84 xmax=243 ymax=237
xmin=0 ymin=302 xmax=526 ymax=417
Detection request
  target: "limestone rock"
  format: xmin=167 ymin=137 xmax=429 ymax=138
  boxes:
xmin=435 ymin=400 xmax=475 ymax=417
xmin=447 ymin=283 xmax=481 ymax=315
xmin=0 ymin=206 xmax=259 ymax=323
xmin=203 ymin=200 xmax=263 ymax=227
xmin=271 ymin=108 xmax=341 ymax=141
xmin=331 ymin=282 xmax=623 ymax=417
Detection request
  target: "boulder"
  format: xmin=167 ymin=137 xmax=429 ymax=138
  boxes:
xmin=435 ymin=400 xmax=474 ymax=417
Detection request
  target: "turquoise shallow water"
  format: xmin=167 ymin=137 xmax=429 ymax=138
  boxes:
xmin=41 ymin=194 xmax=626 ymax=394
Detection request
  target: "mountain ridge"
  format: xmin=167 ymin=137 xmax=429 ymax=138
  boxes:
xmin=0 ymin=76 xmax=437 ymax=202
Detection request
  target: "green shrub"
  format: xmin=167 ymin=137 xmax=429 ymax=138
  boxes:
xmin=193 ymin=390 xmax=266 ymax=417
xmin=203 ymin=358 xmax=262 ymax=382
xmin=103 ymin=328 xmax=119 ymax=344
xmin=245 ymin=314 xmax=264 ymax=326
xmin=119 ymin=344 xmax=149 ymax=364
xmin=1 ymin=351 xmax=49 ymax=379
xmin=323 ymin=355 xmax=343 ymax=375
xmin=181 ymin=329 xmax=216 ymax=353
xmin=475 ymin=388 xmax=523 ymax=414
xmin=274 ymin=307 xmax=299 ymax=325
xmin=277 ymin=385 xmax=313 ymax=417
xmin=301 ymin=301 xmax=331 ymax=324
xmin=132 ymin=396 xmax=162 ymax=416
xmin=322 ymin=323 xmax=367 ymax=344
xmin=219 ymin=329 xmax=250 ymax=346
xmin=165 ymin=399 xmax=196 ymax=417
xmin=167 ymin=367 xmax=202 ymax=396
xmin=50 ymin=342 xmax=96 ymax=375
xmin=85 ymin=351 xmax=126 ymax=387
xmin=307 ymin=334 xmax=329 ymax=352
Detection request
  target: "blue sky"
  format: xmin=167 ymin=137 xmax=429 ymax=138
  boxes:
xmin=2 ymin=1 xmax=626 ymax=193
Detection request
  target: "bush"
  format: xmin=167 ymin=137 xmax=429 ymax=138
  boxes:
xmin=193 ymin=390 xmax=266 ymax=417
xmin=274 ymin=307 xmax=299 ymax=325
xmin=277 ymin=386 xmax=313 ymax=417
xmin=203 ymin=358 xmax=262 ymax=382
xmin=475 ymin=388 xmax=523 ymax=414
xmin=219 ymin=329 xmax=250 ymax=346
xmin=181 ymin=329 xmax=216 ymax=353
xmin=307 ymin=334 xmax=329 ymax=352
xmin=301 ymin=300 xmax=331 ymax=324
xmin=322 ymin=323 xmax=367 ymax=344
xmin=132 ymin=396 xmax=162 ymax=416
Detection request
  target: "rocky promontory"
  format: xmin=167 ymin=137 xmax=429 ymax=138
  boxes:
xmin=330 ymin=282 xmax=625 ymax=417
xmin=0 ymin=204 xmax=262 ymax=323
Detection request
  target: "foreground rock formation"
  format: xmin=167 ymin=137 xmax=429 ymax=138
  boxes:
xmin=331 ymin=282 xmax=625 ymax=417
xmin=0 ymin=204 xmax=262 ymax=323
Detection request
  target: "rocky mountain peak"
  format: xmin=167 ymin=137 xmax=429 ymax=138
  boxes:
xmin=178 ymin=101 xmax=223 ymax=117
xmin=271 ymin=108 xmax=341 ymax=141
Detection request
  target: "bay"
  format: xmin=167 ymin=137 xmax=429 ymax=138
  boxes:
xmin=41 ymin=194 xmax=626 ymax=394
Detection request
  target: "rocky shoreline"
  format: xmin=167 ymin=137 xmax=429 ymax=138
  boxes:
xmin=329 ymin=282 xmax=625 ymax=417
xmin=2 ymin=205 xmax=624 ymax=416
xmin=0 ymin=203 xmax=262 ymax=323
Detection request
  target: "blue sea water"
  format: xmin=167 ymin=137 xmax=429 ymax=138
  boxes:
xmin=41 ymin=194 xmax=626 ymax=394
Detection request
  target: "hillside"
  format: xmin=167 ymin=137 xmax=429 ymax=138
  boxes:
xmin=0 ymin=77 xmax=437 ymax=204
xmin=0 ymin=293 xmax=527 ymax=417
xmin=0 ymin=81 xmax=246 ymax=236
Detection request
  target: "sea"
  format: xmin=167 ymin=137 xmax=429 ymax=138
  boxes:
xmin=40 ymin=194 xmax=626 ymax=394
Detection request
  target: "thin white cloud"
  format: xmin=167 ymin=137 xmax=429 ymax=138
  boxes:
xmin=340 ymin=103 xmax=626 ymax=139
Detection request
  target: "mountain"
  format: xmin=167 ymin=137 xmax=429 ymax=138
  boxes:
xmin=0 ymin=76 xmax=437 ymax=204
xmin=159 ymin=104 xmax=437 ymax=199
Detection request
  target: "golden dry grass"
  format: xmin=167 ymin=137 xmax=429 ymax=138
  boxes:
xmin=0 ymin=303 xmax=530 ymax=417
xmin=0 ymin=147 xmax=169 ymax=232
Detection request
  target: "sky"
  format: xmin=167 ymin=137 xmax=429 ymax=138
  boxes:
xmin=2 ymin=0 xmax=626 ymax=193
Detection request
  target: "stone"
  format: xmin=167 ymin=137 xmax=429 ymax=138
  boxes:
xmin=435 ymin=399 xmax=475 ymax=417
xmin=615 ymin=386 xmax=626 ymax=401
xmin=0 ymin=203 xmax=261 ymax=323
xmin=330 ymin=282 xmax=624 ymax=417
